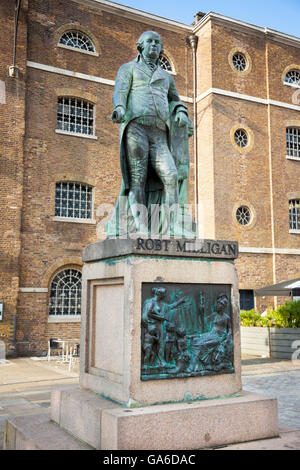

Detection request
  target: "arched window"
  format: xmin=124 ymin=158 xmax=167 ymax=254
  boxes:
xmin=159 ymin=54 xmax=174 ymax=73
xmin=56 ymin=97 xmax=95 ymax=137
xmin=289 ymin=200 xmax=300 ymax=231
xmin=59 ymin=30 xmax=95 ymax=53
xmin=284 ymin=69 xmax=300 ymax=87
xmin=55 ymin=182 xmax=93 ymax=220
xmin=49 ymin=269 xmax=82 ymax=317
xmin=286 ymin=127 xmax=300 ymax=160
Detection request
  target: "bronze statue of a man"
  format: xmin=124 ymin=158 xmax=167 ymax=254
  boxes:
xmin=106 ymin=31 xmax=194 ymax=237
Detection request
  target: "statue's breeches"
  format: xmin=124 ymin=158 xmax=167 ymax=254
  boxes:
xmin=125 ymin=120 xmax=178 ymax=191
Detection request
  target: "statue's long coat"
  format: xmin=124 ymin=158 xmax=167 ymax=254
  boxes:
xmin=106 ymin=56 xmax=192 ymax=236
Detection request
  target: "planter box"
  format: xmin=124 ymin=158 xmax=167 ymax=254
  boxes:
xmin=241 ymin=327 xmax=300 ymax=359
xmin=241 ymin=327 xmax=270 ymax=357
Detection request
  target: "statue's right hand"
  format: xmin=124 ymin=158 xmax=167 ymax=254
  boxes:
xmin=111 ymin=107 xmax=125 ymax=123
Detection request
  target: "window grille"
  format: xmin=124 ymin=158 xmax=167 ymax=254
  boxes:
xmin=234 ymin=129 xmax=248 ymax=148
xmin=236 ymin=206 xmax=251 ymax=226
xmin=159 ymin=54 xmax=173 ymax=72
xmin=57 ymin=97 xmax=94 ymax=136
xmin=289 ymin=200 xmax=300 ymax=230
xmin=232 ymin=53 xmax=247 ymax=72
xmin=239 ymin=290 xmax=254 ymax=311
xmin=59 ymin=31 xmax=95 ymax=53
xmin=55 ymin=182 xmax=93 ymax=219
xmin=286 ymin=128 xmax=300 ymax=159
xmin=49 ymin=269 xmax=82 ymax=316
xmin=284 ymin=70 xmax=300 ymax=87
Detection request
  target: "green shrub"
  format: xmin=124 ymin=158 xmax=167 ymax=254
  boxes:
xmin=273 ymin=300 xmax=300 ymax=328
xmin=240 ymin=300 xmax=300 ymax=328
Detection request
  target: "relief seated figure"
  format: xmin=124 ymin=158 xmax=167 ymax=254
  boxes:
xmin=187 ymin=293 xmax=233 ymax=373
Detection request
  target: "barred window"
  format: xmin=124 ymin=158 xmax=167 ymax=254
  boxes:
xmin=289 ymin=200 xmax=300 ymax=231
xmin=55 ymin=182 xmax=93 ymax=219
xmin=286 ymin=128 xmax=300 ymax=159
xmin=49 ymin=269 xmax=82 ymax=317
xmin=57 ymin=97 xmax=95 ymax=136
xmin=284 ymin=70 xmax=300 ymax=87
xmin=159 ymin=54 xmax=173 ymax=73
xmin=59 ymin=31 xmax=95 ymax=53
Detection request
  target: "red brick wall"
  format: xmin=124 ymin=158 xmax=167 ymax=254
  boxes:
xmin=0 ymin=0 xmax=28 ymax=356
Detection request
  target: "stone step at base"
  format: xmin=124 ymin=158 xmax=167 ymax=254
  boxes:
xmin=51 ymin=385 xmax=278 ymax=450
xmin=51 ymin=384 xmax=122 ymax=449
xmin=4 ymin=413 xmax=92 ymax=450
xmin=4 ymin=386 xmax=279 ymax=450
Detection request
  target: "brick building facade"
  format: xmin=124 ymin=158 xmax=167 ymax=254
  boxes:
xmin=0 ymin=0 xmax=299 ymax=356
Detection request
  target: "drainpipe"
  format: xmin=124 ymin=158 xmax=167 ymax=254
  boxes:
xmin=187 ymin=35 xmax=198 ymax=228
xmin=9 ymin=0 xmax=21 ymax=78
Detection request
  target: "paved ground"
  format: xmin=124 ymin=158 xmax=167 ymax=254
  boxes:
xmin=242 ymin=356 xmax=300 ymax=431
xmin=0 ymin=357 xmax=79 ymax=450
xmin=0 ymin=355 xmax=299 ymax=450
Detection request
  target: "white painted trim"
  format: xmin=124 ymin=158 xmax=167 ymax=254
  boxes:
xmin=19 ymin=288 xmax=48 ymax=293
xmin=196 ymin=87 xmax=300 ymax=112
xmin=57 ymin=44 xmax=99 ymax=57
xmin=72 ymin=0 xmax=192 ymax=31
xmin=239 ymin=247 xmax=273 ymax=254
xmin=269 ymin=99 xmax=300 ymax=112
xmin=27 ymin=61 xmax=193 ymax=103
xmin=48 ymin=316 xmax=81 ymax=323
xmin=289 ymin=230 xmax=300 ymax=235
xmin=286 ymin=155 xmax=300 ymax=162
xmin=193 ymin=12 xmax=300 ymax=49
xmin=27 ymin=61 xmax=116 ymax=86
xmin=283 ymin=82 xmax=300 ymax=90
xmin=0 ymin=80 xmax=6 ymax=105
xmin=53 ymin=216 xmax=96 ymax=224
xmin=179 ymin=95 xmax=193 ymax=104
xmin=240 ymin=246 xmax=300 ymax=255
xmin=55 ymin=129 xmax=98 ymax=140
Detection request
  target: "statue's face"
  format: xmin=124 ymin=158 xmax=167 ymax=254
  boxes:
xmin=141 ymin=31 xmax=162 ymax=60
xmin=216 ymin=297 xmax=227 ymax=313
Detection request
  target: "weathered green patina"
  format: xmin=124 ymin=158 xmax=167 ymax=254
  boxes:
xmin=106 ymin=31 xmax=195 ymax=237
xmin=141 ymin=283 xmax=234 ymax=380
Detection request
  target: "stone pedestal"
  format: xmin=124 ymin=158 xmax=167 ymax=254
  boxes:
xmin=4 ymin=238 xmax=279 ymax=450
xmin=80 ymin=237 xmax=242 ymax=406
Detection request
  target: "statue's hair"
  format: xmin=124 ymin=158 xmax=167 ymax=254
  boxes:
xmin=216 ymin=293 xmax=228 ymax=304
xmin=137 ymin=31 xmax=164 ymax=55
xmin=152 ymin=286 xmax=166 ymax=296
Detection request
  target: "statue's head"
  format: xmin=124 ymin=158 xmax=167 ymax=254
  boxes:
xmin=166 ymin=322 xmax=176 ymax=332
xmin=216 ymin=293 xmax=228 ymax=313
xmin=137 ymin=31 xmax=164 ymax=59
xmin=177 ymin=327 xmax=186 ymax=338
xmin=152 ymin=286 xmax=166 ymax=299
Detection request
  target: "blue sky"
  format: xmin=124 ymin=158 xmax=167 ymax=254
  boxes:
xmin=115 ymin=0 xmax=300 ymax=38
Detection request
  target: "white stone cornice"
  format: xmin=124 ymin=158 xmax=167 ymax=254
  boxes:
xmin=239 ymin=247 xmax=300 ymax=255
xmin=19 ymin=287 xmax=48 ymax=293
xmin=196 ymin=87 xmax=300 ymax=113
xmin=27 ymin=61 xmax=116 ymax=86
xmin=71 ymin=0 xmax=192 ymax=32
xmin=193 ymin=12 xmax=300 ymax=49
xmin=26 ymin=61 xmax=193 ymax=103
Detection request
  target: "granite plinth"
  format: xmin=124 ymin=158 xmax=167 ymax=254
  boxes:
xmin=5 ymin=385 xmax=279 ymax=450
xmin=80 ymin=238 xmax=242 ymax=406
